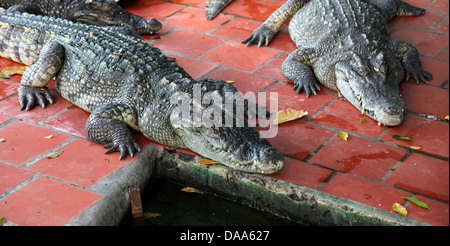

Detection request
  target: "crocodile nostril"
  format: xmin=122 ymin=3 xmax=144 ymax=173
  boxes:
xmin=264 ymin=147 xmax=277 ymax=155
xmin=385 ymin=106 xmax=402 ymax=115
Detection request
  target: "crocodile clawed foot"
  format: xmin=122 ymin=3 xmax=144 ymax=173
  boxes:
xmin=292 ymin=79 xmax=322 ymax=97
xmin=405 ymin=69 xmax=433 ymax=85
xmin=18 ymin=86 xmax=54 ymax=111
xmin=103 ymin=139 xmax=141 ymax=160
xmin=243 ymin=24 xmax=277 ymax=47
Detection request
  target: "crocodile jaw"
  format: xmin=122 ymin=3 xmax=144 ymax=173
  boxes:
xmin=170 ymin=115 xmax=284 ymax=174
xmin=336 ymin=78 xmax=404 ymax=126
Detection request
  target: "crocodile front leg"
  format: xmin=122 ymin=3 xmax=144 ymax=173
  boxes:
xmin=282 ymin=48 xmax=321 ymax=97
xmin=18 ymin=42 xmax=65 ymax=110
xmin=243 ymin=0 xmax=311 ymax=47
xmin=86 ymin=103 xmax=141 ymax=160
xmin=375 ymin=0 xmax=425 ymax=21
xmin=388 ymin=40 xmax=433 ymax=84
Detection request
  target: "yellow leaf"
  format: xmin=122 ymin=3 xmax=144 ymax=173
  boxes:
xmin=445 ymin=115 xmax=449 ymax=121
xmin=44 ymin=135 xmax=54 ymax=139
xmin=46 ymin=150 xmax=63 ymax=159
xmin=393 ymin=203 xmax=408 ymax=216
xmin=143 ymin=212 xmax=161 ymax=219
xmin=225 ymin=80 xmax=234 ymax=83
xmin=337 ymin=131 xmax=349 ymax=141
xmin=410 ymin=146 xmax=422 ymax=150
xmin=181 ymin=187 xmax=204 ymax=194
xmin=197 ymin=159 xmax=219 ymax=165
xmin=271 ymin=109 xmax=308 ymax=125
xmin=0 ymin=65 xmax=27 ymax=76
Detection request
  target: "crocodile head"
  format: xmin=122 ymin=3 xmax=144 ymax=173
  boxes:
xmin=335 ymin=52 xmax=405 ymax=126
xmin=73 ymin=0 xmax=162 ymax=34
xmin=163 ymin=93 xmax=284 ymax=174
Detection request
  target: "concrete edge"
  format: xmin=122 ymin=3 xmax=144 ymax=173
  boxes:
xmin=65 ymin=145 xmax=163 ymax=226
xmin=155 ymin=150 xmax=431 ymax=226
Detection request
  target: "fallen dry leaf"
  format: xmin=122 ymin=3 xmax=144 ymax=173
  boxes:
xmin=393 ymin=203 xmax=408 ymax=216
xmin=0 ymin=65 xmax=27 ymax=76
xmin=143 ymin=212 xmax=161 ymax=219
xmin=181 ymin=187 xmax=204 ymax=194
xmin=410 ymin=146 xmax=422 ymax=150
xmin=392 ymin=134 xmax=413 ymax=141
xmin=225 ymin=80 xmax=234 ymax=83
xmin=197 ymin=159 xmax=219 ymax=165
xmin=337 ymin=130 xmax=349 ymax=141
xmin=44 ymin=135 xmax=54 ymax=139
xmin=271 ymin=109 xmax=308 ymax=125
xmin=46 ymin=150 xmax=63 ymax=159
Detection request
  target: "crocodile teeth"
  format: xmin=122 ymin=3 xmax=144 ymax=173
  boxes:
xmin=378 ymin=121 xmax=381 ymax=126
xmin=361 ymin=109 xmax=365 ymax=115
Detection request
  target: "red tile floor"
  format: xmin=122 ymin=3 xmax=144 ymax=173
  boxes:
xmin=0 ymin=0 xmax=448 ymax=226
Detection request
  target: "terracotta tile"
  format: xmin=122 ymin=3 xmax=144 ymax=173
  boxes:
xmin=166 ymin=54 xmax=218 ymax=79
xmin=41 ymin=106 xmax=90 ymax=139
xmin=401 ymin=83 xmax=449 ymax=119
xmin=0 ymin=163 xmax=35 ymax=194
xmin=200 ymin=41 xmax=279 ymax=71
xmin=389 ymin=10 xmax=447 ymax=31
xmin=270 ymin=157 xmax=334 ymax=188
xmin=321 ymin=173 xmax=412 ymax=212
xmin=0 ymin=93 xmax=73 ymax=123
xmin=384 ymin=153 xmax=449 ymax=202
xmin=415 ymin=56 xmax=449 ymax=86
xmin=428 ymin=0 xmax=449 ymax=12
xmin=402 ymin=0 xmax=432 ymax=9
xmin=310 ymin=136 xmax=408 ymax=181
xmin=0 ymin=114 xmax=11 ymax=124
xmin=212 ymin=17 xmax=262 ymax=41
xmin=30 ymin=139 xmax=132 ymax=188
xmin=265 ymin=29 xmax=297 ymax=52
xmin=255 ymin=54 xmax=289 ymax=81
xmin=311 ymin=98 xmax=388 ymax=138
xmin=380 ymin=114 xmax=449 ymax=158
xmin=406 ymin=195 xmax=449 ymax=226
xmin=222 ymin=0 xmax=283 ymax=21
xmin=0 ymin=57 xmax=23 ymax=69
xmin=390 ymin=28 xmax=449 ymax=57
xmin=168 ymin=0 xmax=205 ymax=7
xmin=152 ymin=29 xmax=225 ymax=58
xmin=207 ymin=67 xmax=275 ymax=94
xmin=440 ymin=49 xmax=450 ymax=61
xmin=0 ymin=121 xmax=71 ymax=165
xmin=123 ymin=0 xmax=185 ymax=20
xmin=0 ymin=79 xmax=19 ymax=100
xmin=431 ymin=16 xmax=449 ymax=35
xmin=0 ymin=176 xmax=102 ymax=226
xmin=164 ymin=7 xmax=233 ymax=32
xmin=258 ymin=82 xmax=335 ymax=115
xmin=266 ymin=120 xmax=335 ymax=160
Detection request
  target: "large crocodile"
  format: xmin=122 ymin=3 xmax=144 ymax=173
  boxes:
xmin=244 ymin=0 xmax=432 ymax=126
xmin=0 ymin=8 xmax=284 ymax=174
xmin=0 ymin=0 xmax=162 ymax=34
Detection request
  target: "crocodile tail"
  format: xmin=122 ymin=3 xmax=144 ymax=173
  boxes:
xmin=205 ymin=0 xmax=234 ymax=20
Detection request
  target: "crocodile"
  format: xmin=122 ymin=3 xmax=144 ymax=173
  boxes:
xmin=0 ymin=0 xmax=162 ymax=34
xmin=205 ymin=0 xmax=234 ymax=20
xmin=244 ymin=0 xmax=432 ymax=126
xmin=0 ymin=8 xmax=284 ymax=174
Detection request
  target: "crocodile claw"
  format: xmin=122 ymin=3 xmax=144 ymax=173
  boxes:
xmin=18 ymin=86 xmax=54 ymax=111
xmin=103 ymin=139 xmax=141 ymax=160
xmin=292 ymin=78 xmax=322 ymax=97
xmin=405 ymin=69 xmax=433 ymax=84
xmin=243 ymin=24 xmax=277 ymax=47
